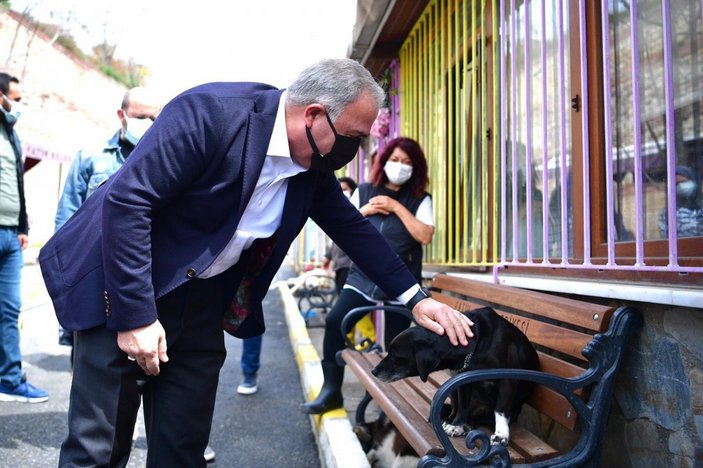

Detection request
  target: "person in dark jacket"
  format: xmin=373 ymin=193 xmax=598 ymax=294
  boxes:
xmin=301 ymin=136 xmax=435 ymax=414
xmin=0 ymin=73 xmax=48 ymax=403
xmin=322 ymin=176 xmax=358 ymax=293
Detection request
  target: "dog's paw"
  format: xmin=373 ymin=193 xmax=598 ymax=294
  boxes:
xmin=490 ymin=433 xmax=509 ymax=446
xmin=442 ymin=421 xmax=469 ymax=437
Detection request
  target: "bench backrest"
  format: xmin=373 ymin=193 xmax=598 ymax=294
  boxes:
xmin=429 ymin=274 xmax=617 ymax=431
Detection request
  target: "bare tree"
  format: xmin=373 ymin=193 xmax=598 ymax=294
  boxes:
xmin=4 ymin=2 xmax=37 ymax=69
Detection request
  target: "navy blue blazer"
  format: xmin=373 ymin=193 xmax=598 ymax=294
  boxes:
xmin=39 ymin=82 xmax=416 ymax=337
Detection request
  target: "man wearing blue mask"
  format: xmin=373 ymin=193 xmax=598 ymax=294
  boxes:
xmin=54 ymin=87 xmax=161 ymax=230
xmin=54 ymin=87 xmax=161 ymax=351
xmin=0 ymin=73 xmax=48 ymax=403
xmin=40 ymin=58 xmax=474 ymax=466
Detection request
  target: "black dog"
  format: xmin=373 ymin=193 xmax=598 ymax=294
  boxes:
xmin=372 ymin=307 xmax=539 ymax=446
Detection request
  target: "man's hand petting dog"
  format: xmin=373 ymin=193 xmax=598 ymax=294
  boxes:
xmin=411 ymin=298 xmax=474 ymax=346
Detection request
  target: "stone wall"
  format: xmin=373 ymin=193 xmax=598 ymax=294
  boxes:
xmin=0 ymin=9 xmax=126 ymax=244
xmin=606 ymin=302 xmax=703 ymax=467
xmin=517 ymin=297 xmax=702 ymax=466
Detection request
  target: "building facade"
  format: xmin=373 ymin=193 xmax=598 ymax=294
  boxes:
xmin=334 ymin=1 xmax=702 ymax=466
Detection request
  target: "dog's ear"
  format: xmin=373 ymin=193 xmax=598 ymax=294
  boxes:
xmin=416 ymin=352 xmax=441 ymax=382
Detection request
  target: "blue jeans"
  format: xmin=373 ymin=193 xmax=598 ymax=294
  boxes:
xmin=0 ymin=227 xmax=24 ymax=387
xmin=241 ymin=335 xmax=262 ymax=377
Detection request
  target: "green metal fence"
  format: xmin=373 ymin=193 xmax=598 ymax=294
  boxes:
xmin=399 ymin=0 xmax=499 ymax=267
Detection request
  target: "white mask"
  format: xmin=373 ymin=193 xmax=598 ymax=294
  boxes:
xmin=1 ymin=96 xmax=23 ymax=125
xmin=124 ymin=115 xmax=153 ymax=145
xmin=384 ymin=161 xmax=413 ymax=185
xmin=342 ymin=190 xmax=352 ymax=199
xmin=677 ymin=180 xmax=697 ymax=199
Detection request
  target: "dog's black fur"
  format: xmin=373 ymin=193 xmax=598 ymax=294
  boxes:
xmin=371 ymin=307 xmax=539 ymax=445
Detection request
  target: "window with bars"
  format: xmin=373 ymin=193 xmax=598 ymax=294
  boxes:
xmin=395 ymin=0 xmax=702 ymax=283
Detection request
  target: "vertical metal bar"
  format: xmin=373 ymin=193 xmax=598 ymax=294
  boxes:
xmin=558 ymin=0 xmax=571 ymax=264
xmin=579 ymin=0 xmax=592 ymax=265
xmin=541 ymin=0 xmax=549 ymax=263
xmin=406 ymin=38 xmax=411 ymax=137
xmin=459 ymin=0 xmax=465 ymax=265
xmin=471 ymin=0 xmax=479 ymax=263
xmin=524 ymin=0 xmax=534 ymax=262
xmin=500 ymin=0 xmax=508 ymax=263
xmin=390 ymin=59 xmax=400 ymax=139
xmin=492 ymin=0 xmax=501 ymax=263
xmin=409 ymin=27 xmax=413 ymax=138
xmin=463 ymin=0 xmax=470 ymax=263
xmin=449 ymin=0 xmax=457 ymax=264
xmin=600 ymin=0 xmax=617 ymax=264
xmin=510 ymin=0 xmax=519 ymax=261
xmin=400 ymin=42 xmax=406 ymax=137
xmin=662 ymin=0 xmax=679 ymax=266
xmin=629 ymin=0 xmax=645 ymax=265
xmin=481 ymin=0 xmax=489 ymax=264
xmin=442 ymin=0 xmax=448 ymax=264
xmin=438 ymin=0 xmax=447 ymax=263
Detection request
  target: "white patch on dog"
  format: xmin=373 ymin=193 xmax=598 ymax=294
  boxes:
xmin=442 ymin=420 xmax=469 ymax=437
xmin=490 ymin=411 xmax=510 ymax=446
xmin=367 ymin=430 xmax=419 ymax=468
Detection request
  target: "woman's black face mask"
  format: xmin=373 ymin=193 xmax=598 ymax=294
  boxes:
xmin=306 ymin=112 xmax=361 ymax=172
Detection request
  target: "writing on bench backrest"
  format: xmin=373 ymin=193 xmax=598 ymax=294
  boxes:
xmin=446 ymin=297 xmax=531 ymax=335
xmin=498 ymin=312 xmax=530 ymax=335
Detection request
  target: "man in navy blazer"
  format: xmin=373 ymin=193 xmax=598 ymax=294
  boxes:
xmin=40 ymin=58 xmax=474 ymax=467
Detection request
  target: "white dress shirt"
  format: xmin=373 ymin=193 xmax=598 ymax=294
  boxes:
xmin=200 ymin=91 xmax=305 ymax=278
xmin=199 ymin=91 xmax=420 ymax=304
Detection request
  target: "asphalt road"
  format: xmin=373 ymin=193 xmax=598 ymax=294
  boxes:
xmin=0 ymin=260 xmax=320 ymax=468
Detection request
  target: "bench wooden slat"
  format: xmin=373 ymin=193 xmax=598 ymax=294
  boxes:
xmin=342 ymin=349 xmax=442 ymax=455
xmin=432 ymin=292 xmax=594 ymax=361
xmin=526 ymin=385 xmax=578 ymax=431
xmin=494 ymin=310 xmax=594 ymax=361
xmin=431 ymin=275 xmax=614 ymax=331
xmin=537 ymin=352 xmax=586 ymax=378
xmin=406 ymin=376 xmax=440 ymax=405
xmin=508 ymin=426 xmax=560 ymax=461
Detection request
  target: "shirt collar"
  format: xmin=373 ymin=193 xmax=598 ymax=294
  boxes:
xmin=266 ymin=91 xmax=291 ymax=158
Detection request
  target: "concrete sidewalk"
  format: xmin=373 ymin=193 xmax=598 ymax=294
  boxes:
xmin=279 ymin=280 xmax=371 ymax=468
xmin=0 ymin=256 xmax=368 ymax=467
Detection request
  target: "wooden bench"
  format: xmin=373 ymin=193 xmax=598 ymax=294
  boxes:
xmin=338 ymin=274 xmax=642 ymax=467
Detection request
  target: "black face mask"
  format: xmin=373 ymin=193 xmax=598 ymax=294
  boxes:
xmin=306 ymin=112 xmax=361 ymax=172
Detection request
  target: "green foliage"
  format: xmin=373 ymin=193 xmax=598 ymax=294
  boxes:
xmin=377 ymin=67 xmax=397 ymax=108
xmin=99 ymin=64 xmax=142 ymax=88
xmin=55 ymin=34 xmax=87 ymax=61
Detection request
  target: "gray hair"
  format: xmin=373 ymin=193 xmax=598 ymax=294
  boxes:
xmin=286 ymin=58 xmax=385 ymax=121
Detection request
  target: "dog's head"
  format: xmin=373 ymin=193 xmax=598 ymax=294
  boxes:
xmin=372 ymin=326 xmax=472 ymax=383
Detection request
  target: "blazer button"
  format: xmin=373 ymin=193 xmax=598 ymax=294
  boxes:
xmin=105 ymin=303 xmax=112 ymax=317
xmin=186 ymin=268 xmax=196 ymax=278
xmin=103 ymin=290 xmax=109 ymax=299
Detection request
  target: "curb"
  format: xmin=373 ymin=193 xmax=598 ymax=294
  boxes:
xmin=277 ymin=281 xmax=371 ymax=468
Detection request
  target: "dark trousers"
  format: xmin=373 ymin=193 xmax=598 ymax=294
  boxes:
xmin=322 ymin=288 xmax=411 ymax=364
xmin=333 ymin=267 xmax=350 ymax=295
xmin=59 ymin=269 xmax=238 ymax=468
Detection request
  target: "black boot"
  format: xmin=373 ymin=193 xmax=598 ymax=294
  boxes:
xmin=300 ymin=362 xmax=344 ymax=414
